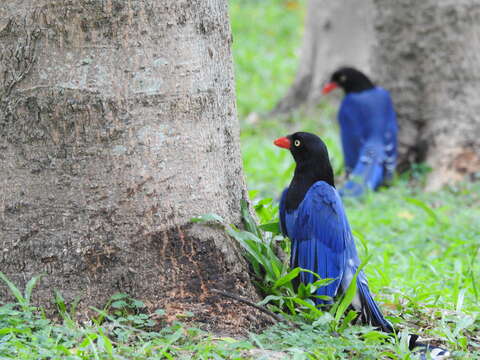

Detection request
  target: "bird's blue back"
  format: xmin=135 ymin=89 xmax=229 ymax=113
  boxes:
xmin=341 ymin=87 xmax=397 ymax=141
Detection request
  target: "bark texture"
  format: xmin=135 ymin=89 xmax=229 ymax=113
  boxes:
xmin=272 ymin=0 xmax=375 ymax=114
xmin=0 ymin=0 xmax=260 ymax=331
xmin=373 ymin=0 xmax=480 ymax=189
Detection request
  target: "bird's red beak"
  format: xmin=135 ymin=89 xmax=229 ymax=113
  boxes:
xmin=274 ymin=137 xmax=291 ymax=149
xmin=322 ymin=82 xmax=338 ymax=94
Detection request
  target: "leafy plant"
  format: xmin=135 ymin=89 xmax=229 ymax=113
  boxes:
xmin=194 ymin=199 xmax=368 ymax=328
xmin=0 ymin=272 xmax=44 ymax=312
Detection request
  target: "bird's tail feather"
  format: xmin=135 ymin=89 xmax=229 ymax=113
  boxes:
xmin=412 ymin=341 xmax=451 ymax=360
xmin=340 ymin=144 xmax=386 ymax=197
xmin=355 ymin=276 xmax=450 ymax=358
xmin=356 ymin=277 xmax=393 ymax=333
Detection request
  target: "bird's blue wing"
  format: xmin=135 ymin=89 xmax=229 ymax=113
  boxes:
xmin=285 ymin=182 xmax=393 ymax=331
xmin=279 ymin=187 xmax=288 ymax=237
xmin=338 ymin=98 xmax=364 ymax=174
xmin=339 ymin=88 xmax=398 ymax=196
xmin=286 ymin=181 xmax=351 ymax=303
xmin=382 ymin=90 xmax=398 ymax=181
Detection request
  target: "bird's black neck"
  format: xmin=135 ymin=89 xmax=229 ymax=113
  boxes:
xmin=345 ymin=78 xmax=375 ymax=94
xmin=285 ymin=161 xmax=334 ymax=211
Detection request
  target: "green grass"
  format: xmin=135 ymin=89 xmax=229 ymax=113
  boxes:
xmin=1 ymin=0 xmax=480 ymax=359
xmin=234 ymin=0 xmax=480 ymax=357
xmin=240 ymin=109 xmax=341 ymax=197
xmin=230 ymin=0 xmax=304 ymax=117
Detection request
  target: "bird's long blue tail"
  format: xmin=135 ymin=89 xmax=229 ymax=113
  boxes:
xmin=356 ymin=276 xmax=393 ymax=333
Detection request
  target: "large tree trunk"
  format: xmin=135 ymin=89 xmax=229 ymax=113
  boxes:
xmin=373 ymin=0 xmax=480 ymax=190
xmin=0 ymin=0 xmax=260 ymax=331
xmin=272 ymin=0 xmax=375 ymax=114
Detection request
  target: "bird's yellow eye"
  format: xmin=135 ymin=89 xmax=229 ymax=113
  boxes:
xmin=294 ymin=139 xmax=301 ymax=147
xmin=340 ymin=75 xmax=347 ymax=82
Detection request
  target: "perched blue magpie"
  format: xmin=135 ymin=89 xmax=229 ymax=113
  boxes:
xmin=274 ymin=132 xmax=451 ymax=358
xmin=323 ymin=67 xmax=398 ymax=197
xmin=274 ymin=132 xmax=393 ymax=332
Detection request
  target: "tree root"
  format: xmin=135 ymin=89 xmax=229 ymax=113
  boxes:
xmin=211 ymin=289 xmax=299 ymax=328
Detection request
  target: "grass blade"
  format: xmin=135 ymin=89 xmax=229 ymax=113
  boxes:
xmin=273 ymin=267 xmax=301 ymax=288
xmin=333 ymin=255 xmax=372 ymax=328
xmin=0 ymin=272 xmax=26 ymax=306
xmin=405 ymin=197 xmax=439 ymax=223
xmin=24 ymin=274 xmax=44 ymax=305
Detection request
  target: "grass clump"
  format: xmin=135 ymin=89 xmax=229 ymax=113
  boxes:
xmin=0 ymin=274 xmax=254 ymax=359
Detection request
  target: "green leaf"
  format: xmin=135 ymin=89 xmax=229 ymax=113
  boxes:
xmin=190 ymin=213 xmax=225 ymax=224
xmin=24 ymin=274 xmax=44 ymax=305
xmin=176 ymin=311 xmax=194 ymax=318
xmin=90 ymin=306 xmax=113 ymax=324
xmin=110 ymin=293 xmax=129 ymax=300
xmin=352 ymin=230 xmax=369 ymax=257
xmin=248 ymin=189 xmax=259 ymax=199
xmin=158 ymin=327 xmax=183 ymax=357
xmin=226 ymin=227 xmax=263 ymax=269
xmin=54 ymin=290 xmax=66 ymax=311
xmin=111 ymin=300 xmax=128 ymax=309
xmin=311 ymin=278 xmax=336 ymax=288
xmin=333 ymin=255 xmax=372 ymax=328
xmin=155 ymin=309 xmax=166 ymax=316
xmin=97 ymin=327 xmax=114 ymax=357
xmin=0 ymin=327 xmax=29 ymax=335
xmin=456 ymin=288 xmax=466 ymax=312
xmin=297 ymin=268 xmax=335 ymax=286
xmin=226 ymin=226 xmax=283 ymax=281
xmin=273 ymin=267 xmax=301 ymax=288
xmin=311 ymin=295 xmax=332 ymax=302
xmin=80 ymin=333 xmax=99 ymax=348
xmin=241 ymin=199 xmax=261 ymax=238
xmin=0 ymin=272 xmax=26 ymax=306
xmin=131 ymin=299 xmax=145 ymax=308
xmin=290 ymin=297 xmax=323 ymax=316
xmin=338 ymin=309 xmax=358 ymax=332
xmin=255 ymin=198 xmax=273 ymax=207
xmin=259 ymin=222 xmax=280 ymax=234
xmin=257 ymin=295 xmax=283 ymax=306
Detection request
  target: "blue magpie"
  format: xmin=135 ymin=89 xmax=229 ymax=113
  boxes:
xmin=274 ymin=132 xmax=392 ymax=331
xmin=323 ymin=67 xmax=398 ymax=197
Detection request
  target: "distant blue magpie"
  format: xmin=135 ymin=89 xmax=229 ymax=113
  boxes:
xmin=323 ymin=67 xmax=398 ymax=197
xmin=274 ymin=132 xmax=392 ymax=332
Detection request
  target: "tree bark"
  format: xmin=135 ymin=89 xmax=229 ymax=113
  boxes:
xmin=0 ymin=0 xmax=260 ymax=331
xmin=373 ymin=0 xmax=480 ymax=190
xmin=272 ymin=0 xmax=375 ymax=114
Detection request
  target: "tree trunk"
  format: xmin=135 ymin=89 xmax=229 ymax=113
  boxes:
xmin=372 ymin=0 xmax=480 ymax=190
xmin=0 ymin=0 xmax=260 ymax=332
xmin=272 ymin=0 xmax=375 ymax=114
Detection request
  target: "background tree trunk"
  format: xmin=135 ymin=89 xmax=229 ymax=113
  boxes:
xmin=272 ymin=0 xmax=375 ymax=114
xmin=0 ymin=0 xmax=260 ymax=331
xmin=373 ymin=0 xmax=480 ymax=190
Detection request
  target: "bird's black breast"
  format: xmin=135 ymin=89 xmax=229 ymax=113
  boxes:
xmin=285 ymin=177 xmax=316 ymax=211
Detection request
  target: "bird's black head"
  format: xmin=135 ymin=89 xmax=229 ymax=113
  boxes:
xmin=274 ymin=132 xmax=335 ymax=210
xmin=323 ymin=67 xmax=375 ymax=94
